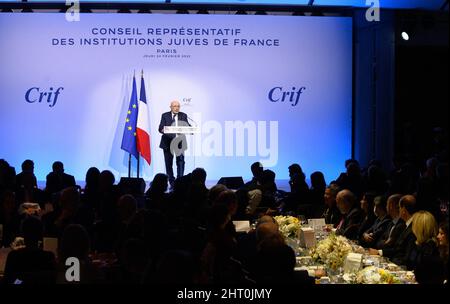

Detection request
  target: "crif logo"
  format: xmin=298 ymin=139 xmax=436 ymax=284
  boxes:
xmin=268 ymin=86 xmax=306 ymax=107
xmin=182 ymin=97 xmax=192 ymax=105
xmin=25 ymin=87 xmax=64 ymax=108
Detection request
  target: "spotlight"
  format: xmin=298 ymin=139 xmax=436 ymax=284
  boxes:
xmin=401 ymin=31 xmax=409 ymax=41
xmin=399 ymin=14 xmax=417 ymax=42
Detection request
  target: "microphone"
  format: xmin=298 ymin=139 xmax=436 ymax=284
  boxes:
xmin=186 ymin=114 xmax=198 ymax=127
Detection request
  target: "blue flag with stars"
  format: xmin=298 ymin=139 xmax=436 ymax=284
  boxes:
xmin=121 ymin=75 xmax=139 ymax=158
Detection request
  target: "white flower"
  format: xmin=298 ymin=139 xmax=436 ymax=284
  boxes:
xmin=356 ymin=266 xmax=401 ymax=284
xmin=11 ymin=237 xmax=26 ymax=250
xmin=274 ymin=215 xmax=301 ymax=239
xmin=310 ymin=233 xmax=353 ymax=270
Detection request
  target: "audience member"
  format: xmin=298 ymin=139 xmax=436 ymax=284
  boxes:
xmin=45 ymin=161 xmax=76 ymax=195
xmin=4 ymin=216 xmax=56 ymax=284
xmin=322 ymin=183 xmax=341 ymax=227
xmin=335 ymin=190 xmax=363 ymax=240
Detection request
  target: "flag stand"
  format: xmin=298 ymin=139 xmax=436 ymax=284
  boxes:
xmin=127 ymin=154 xmax=132 ymax=178
xmin=137 ymin=156 xmax=140 ymax=178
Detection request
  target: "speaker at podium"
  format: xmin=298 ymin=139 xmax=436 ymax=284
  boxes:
xmin=217 ymin=176 xmax=244 ymax=190
xmin=118 ymin=177 xmax=146 ymax=196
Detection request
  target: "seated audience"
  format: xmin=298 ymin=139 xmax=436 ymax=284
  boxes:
xmin=375 ymin=194 xmax=405 ymax=249
xmin=4 ymin=216 xmax=56 ymax=284
xmin=45 ymin=161 xmax=76 ymax=195
xmin=309 ymin=171 xmax=326 ymax=218
xmin=437 ymin=221 xmax=449 ymax=281
xmin=357 ymin=191 xmax=377 ymax=240
xmin=335 ymin=189 xmax=363 ymax=240
xmin=321 ymin=183 xmax=341 ymax=227
xmin=56 ymin=224 xmax=101 ymax=284
xmin=409 ymin=211 xmax=445 ymax=284
xmin=369 ymin=195 xmax=417 ymax=267
xmin=360 ymin=195 xmax=391 ymax=248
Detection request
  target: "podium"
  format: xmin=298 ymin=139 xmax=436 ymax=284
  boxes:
xmin=163 ymin=126 xmax=200 ymax=167
xmin=163 ymin=126 xmax=200 ymax=134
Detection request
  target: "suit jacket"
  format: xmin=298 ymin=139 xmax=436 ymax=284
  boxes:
xmin=322 ymin=206 xmax=341 ymax=227
xmin=336 ymin=207 xmax=363 ymax=240
xmin=383 ymin=223 xmax=416 ymax=267
xmin=46 ymin=172 xmax=76 ymax=194
xmin=158 ymin=111 xmax=190 ymax=150
xmin=4 ymin=248 xmax=56 ymax=284
xmin=360 ymin=215 xmax=391 ymax=247
xmin=15 ymin=172 xmax=37 ymax=189
xmin=375 ymin=218 xmax=406 ymax=249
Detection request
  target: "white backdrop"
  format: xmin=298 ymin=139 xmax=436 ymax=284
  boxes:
xmin=0 ymin=13 xmax=352 ymax=183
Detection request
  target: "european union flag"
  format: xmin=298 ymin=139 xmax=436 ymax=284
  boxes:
xmin=121 ymin=75 xmax=139 ymax=158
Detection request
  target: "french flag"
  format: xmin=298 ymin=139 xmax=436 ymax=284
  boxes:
xmin=136 ymin=71 xmax=151 ymax=165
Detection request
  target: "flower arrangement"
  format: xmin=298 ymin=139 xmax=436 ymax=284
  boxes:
xmin=310 ymin=233 xmax=353 ymax=270
xmin=274 ymin=215 xmax=301 ymax=239
xmin=11 ymin=237 xmax=26 ymax=250
xmin=355 ymin=266 xmax=401 ymax=284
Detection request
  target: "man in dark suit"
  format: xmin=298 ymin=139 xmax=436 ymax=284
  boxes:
xmin=374 ymin=194 xmax=406 ymax=249
xmin=158 ymin=100 xmax=190 ymax=186
xmin=369 ymin=195 xmax=417 ymax=268
xmin=335 ymin=189 xmax=363 ymax=240
xmin=15 ymin=159 xmax=37 ymax=190
xmin=45 ymin=161 xmax=76 ymax=194
xmin=360 ymin=195 xmax=391 ymax=248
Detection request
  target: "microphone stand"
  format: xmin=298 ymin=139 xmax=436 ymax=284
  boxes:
xmin=186 ymin=115 xmax=198 ymax=170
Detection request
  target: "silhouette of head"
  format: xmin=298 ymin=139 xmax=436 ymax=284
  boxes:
xmin=250 ymin=162 xmax=264 ymax=180
xmin=310 ymin=171 xmax=326 ymax=190
xmin=21 ymin=216 xmax=43 ymax=248
xmin=85 ymin=167 xmax=100 ymax=189
xmin=215 ymin=190 xmax=238 ymax=216
xmin=191 ymin=168 xmax=207 ymax=185
xmin=21 ymin=159 xmax=34 ymax=173
xmin=150 ymin=173 xmax=169 ymax=194
xmin=99 ymin=170 xmax=115 ymax=191
xmin=117 ymin=194 xmax=137 ymax=222
xmin=60 ymin=224 xmax=90 ymax=260
xmin=52 ymin=161 xmax=64 ymax=174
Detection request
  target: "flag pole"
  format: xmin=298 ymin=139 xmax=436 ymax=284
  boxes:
xmin=136 ymin=69 xmax=144 ymax=179
xmin=128 ymin=154 xmax=131 ymax=177
xmin=133 ymin=70 xmax=136 ymax=179
xmin=137 ymin=156 xmax=140 ymax=178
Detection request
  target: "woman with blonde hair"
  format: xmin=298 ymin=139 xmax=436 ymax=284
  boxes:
xmin=412 ymin=210 xmax=438 ymax=246
xmin=408 ymin=210 xmax=445 ymax=284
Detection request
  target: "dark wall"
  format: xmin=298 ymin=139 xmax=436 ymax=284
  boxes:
xmin=354 ymin=9 xmax=448 ymax=173
xmin=354 ymin=10 xmax=396 ymax=171
xmin=395 ymin=45 xmax=449 ymax=166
